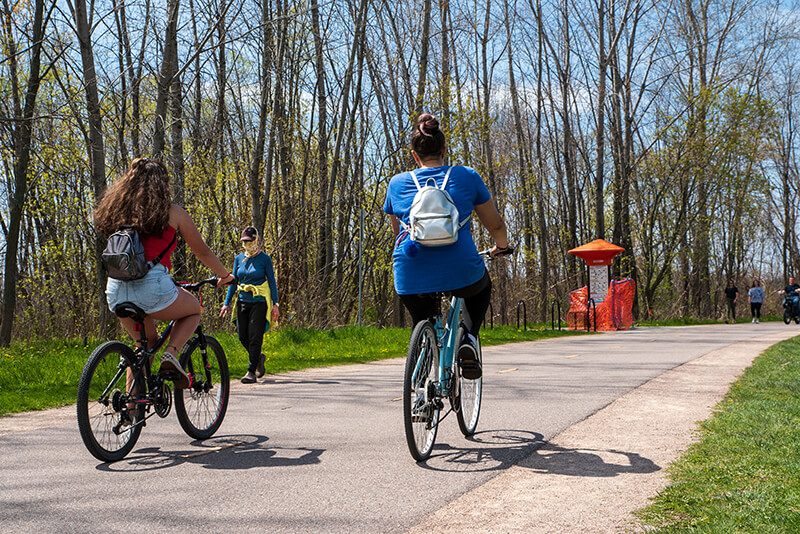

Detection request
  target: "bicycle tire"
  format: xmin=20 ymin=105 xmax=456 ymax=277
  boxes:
xmin=403 ymin=320 xmax=440 ymax=461
xmin=76 ymin=341 xmax=144 ymax=462
xmin=784 ymin=309 xmax=792 ymax=324
xmin=174 ymin=335 xmax=230 ymax=440
xmin=455 ymin=325 xmax=482 ymax=437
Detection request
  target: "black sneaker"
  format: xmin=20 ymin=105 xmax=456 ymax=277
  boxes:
xmin=458 ymin=334 xmax=482 ymax=380
xmin=256 ymin=353 xmax=266 ymax=378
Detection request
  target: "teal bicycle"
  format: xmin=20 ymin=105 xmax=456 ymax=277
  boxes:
xmin=403 ymin=249 xmax=508 ymax=461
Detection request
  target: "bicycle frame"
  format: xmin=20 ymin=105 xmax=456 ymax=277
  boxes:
xmin=126 ymin=320 xmax=175 ymax=406
xmin=412 ymin=295 xmax=463 ymax=400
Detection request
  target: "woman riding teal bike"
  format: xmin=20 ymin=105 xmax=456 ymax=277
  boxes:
xmin=384 ymin=113 xmax=512 ymax=460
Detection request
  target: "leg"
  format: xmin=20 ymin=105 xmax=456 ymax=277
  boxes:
xmin=452 ymin=273 xmax=492 ymax=381
xmin=399 ymin=293 xmax=439 ymax=326
xmin=236 ymin=300 xmax=252 ymax=356
xmin=245 ymin=301 xmax=267 ymax=373
xmin=755 ymin=303 xmax=762 ymax=320
xmin=452 ymin=271 xmax=492 ymax=337
xmin=148 ymin=288 xmax=202 ymax=355
xmin=118 ymin=317 xmax=158 ymax=408
xmin=118 ymin=316 xmax=159 ymax=350
xmin=461 ymin=281 xmax=492 ymax=337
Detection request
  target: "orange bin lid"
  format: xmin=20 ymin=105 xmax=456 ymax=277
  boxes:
xmin=568 ymin=239 xmax=625 ymax=265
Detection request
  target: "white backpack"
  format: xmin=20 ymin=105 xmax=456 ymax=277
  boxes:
xmin=400 ymin=166 xmax=469 ymax=247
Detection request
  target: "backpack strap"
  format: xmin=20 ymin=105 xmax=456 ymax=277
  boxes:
xmin=409 ymin=169 xmax=423 ymax=191
xmin=440 ymin=166 xmax=454 ymax=188
xmin=146 ymin=231 xmax=177 ymax=269
xmin=411 ymin=166 xmax=455 ymax=190
xmin=440 ymin=166 xmax=470 ymax=230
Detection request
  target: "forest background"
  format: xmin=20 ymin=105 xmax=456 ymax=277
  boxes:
xmin=2 ymin=0 xmax=800 ymax=345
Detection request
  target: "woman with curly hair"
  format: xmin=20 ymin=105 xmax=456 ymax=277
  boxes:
xmin=94 ymin=157 xmax=234 ymax=390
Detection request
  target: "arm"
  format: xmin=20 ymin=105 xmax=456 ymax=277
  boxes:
xmin=220 ymin=254 xmax=240 ymax=317
xmin=474 ymin=199 xmax=509 ymax=257
xmin=264 ymin=254 xmax=279 ymax=322
xmin=170 ymin=204 xmax=234 ymax=287
xmin=389 ymin=214 xmax=400 ymax=236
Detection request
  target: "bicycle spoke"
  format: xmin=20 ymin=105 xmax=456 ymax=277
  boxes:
xmin=77 ymin=342 xmax=143 ymax=462
xmin=404 ymin=321 xmax=440 ymax=461
xmin=174 ymin=336 xmax=230 ymax=440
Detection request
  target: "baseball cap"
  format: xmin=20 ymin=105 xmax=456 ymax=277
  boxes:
xmin=241 ymin=226 xmax=258 ymax=241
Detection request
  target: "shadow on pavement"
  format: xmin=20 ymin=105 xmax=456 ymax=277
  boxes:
xmin=418 ymin=429 xmax=545 ymax=473
xmin=520 ymin=443 xmax=660 ymax=477
xmin=95 ymin=434 xmax=324 ymax=472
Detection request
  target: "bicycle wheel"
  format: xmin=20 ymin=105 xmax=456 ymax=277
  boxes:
xmin=174 ymin=335 xmax=230 ymax=439
xmin=403 ymin=320 xmax=440 ymax=461
xmin=784 ymin=309 xmax=792 ymax=324
xmin=77 ymin=341 xmax=144 ymax=462
xmin=455 ymin=326 xmax=482 ymax=437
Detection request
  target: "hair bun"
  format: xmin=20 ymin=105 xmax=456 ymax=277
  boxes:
xmin=418 ymin=113 xmax=440 ymax=137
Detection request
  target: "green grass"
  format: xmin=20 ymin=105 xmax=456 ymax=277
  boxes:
xmin=637 ymin=336 xmax=800 ymax=532
xmin=0 ymin=324 xmax=582 ymax=417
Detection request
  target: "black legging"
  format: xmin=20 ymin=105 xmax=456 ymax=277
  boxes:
xmin=237 ymin=300 xmax=267 ymax=373
xmin=399 ymin=271 xmax=492 ymax=337
xmin=751 ymin=302 xmax=762 ymax=319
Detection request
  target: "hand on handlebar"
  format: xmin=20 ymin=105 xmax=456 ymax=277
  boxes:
xmin=216 ymin=273 xmax=236 ymax=288
xmin=489 ymin=244 xmax=514 ymax=258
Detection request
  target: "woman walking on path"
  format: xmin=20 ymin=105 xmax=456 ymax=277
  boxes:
xmin=220 ymin=226 xmax=279 ymax=383
xmin=748 ymin=280 xmax=765 ymax=324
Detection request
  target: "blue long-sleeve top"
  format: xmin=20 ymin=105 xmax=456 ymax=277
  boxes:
xmin=223 ymin=252 xmax=279 ymax=306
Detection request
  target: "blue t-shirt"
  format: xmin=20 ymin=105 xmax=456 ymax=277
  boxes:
xmin=224 ymin=252 xmax=279 ymax=305
xmin=748 ymin=287 xmax=765 ymax=303
xmin=383 ymin=165 xmax=491 ymax=295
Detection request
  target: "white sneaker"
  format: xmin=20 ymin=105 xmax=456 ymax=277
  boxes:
xmin=755 ymin=319 xmax=759 ymax=324
xmin=160 ymin=352 xmax=190 ymax=389
xmin=752 ymin=318 xmax=756 ymax=323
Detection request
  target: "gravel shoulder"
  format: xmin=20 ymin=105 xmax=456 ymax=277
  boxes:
xmin=407 ymin=328 xmax=798 ymax=534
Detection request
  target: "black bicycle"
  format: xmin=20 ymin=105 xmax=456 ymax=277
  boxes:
xmin=77 ymin=278 xmax=230 ymax=462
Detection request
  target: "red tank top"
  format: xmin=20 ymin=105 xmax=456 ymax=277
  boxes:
xmin=142 ymin=226 xmax=178 ymax=271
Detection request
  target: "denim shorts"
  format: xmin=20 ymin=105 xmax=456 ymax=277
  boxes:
xmin=106 ymin=264 xmax=179 ymax=314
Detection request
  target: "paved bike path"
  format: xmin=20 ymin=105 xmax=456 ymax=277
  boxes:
xmin=1 ymin=323 xmax=795 ymax=533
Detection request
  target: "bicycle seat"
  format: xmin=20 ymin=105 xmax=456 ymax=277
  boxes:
xmin=113 ymin=302 xmax=147 ymax=322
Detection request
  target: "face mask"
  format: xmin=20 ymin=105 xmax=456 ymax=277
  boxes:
xmin=243 ymin=241 xmax=258 ymax=255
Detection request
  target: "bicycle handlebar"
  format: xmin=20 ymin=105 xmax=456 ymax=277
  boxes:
xmin=176 ymin=277 xmax=237 ymax=292
xmin=479 ymin=245 xmax=515 ymax=258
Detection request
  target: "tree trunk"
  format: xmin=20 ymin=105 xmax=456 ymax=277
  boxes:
xmin=74 ymin=0 xmax=112 ymax=337
xmin=535 ymin=0 xmax=549 ymax=321
xmin=311 ymin=0 xmax=330 ymax=312
xmin=249 ymin=0 xmax=274 ymax=232
xmin=0 ymin=0 xmax=46 ymax=346
xmin=151 ymin=0 xmax=180 ymax=158
xmin=594 ymin=0 xmax=607 ymax=240
xmin=414 ymin=0 xmax=432 ymax=114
